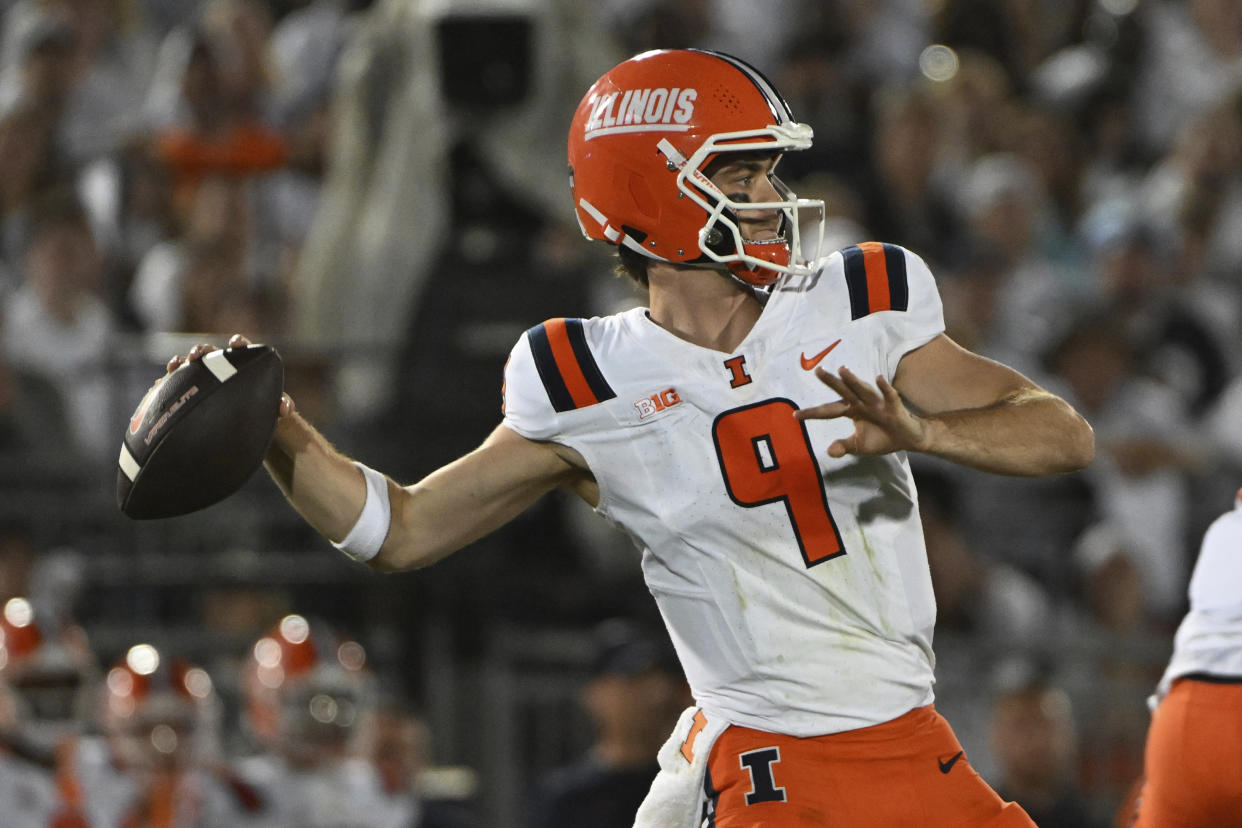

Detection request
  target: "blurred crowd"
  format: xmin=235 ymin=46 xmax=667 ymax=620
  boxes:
xmin=0 ymin=0 xmax=1240 ymax=825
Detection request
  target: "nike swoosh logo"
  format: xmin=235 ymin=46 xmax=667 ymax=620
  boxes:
xmin=938 ymin=751 xmax=964 ymax=774
xmin=800 ymin=339 xmax=842 ymax=370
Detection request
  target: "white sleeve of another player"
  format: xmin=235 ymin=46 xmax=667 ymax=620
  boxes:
xmin=1187 ymin=503 xmax=1242 ymax=610
xmin=883 ymin=247 xmax=946 ymax=375
xmin=501 ymin=333 xmax=561 ymax=442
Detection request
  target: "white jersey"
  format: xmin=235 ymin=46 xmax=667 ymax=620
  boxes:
xmin=233 ymin=754 xmax=400 ymax=828
xmin=1153 ymin=488 xmax=1242 ymax=703
xmin=503 ymin=243 xmax=944 ymax=736
xmin=0 ymin=754 xmax=58 ymax=827
xmin=70 ymin=737 xmax=245 ymax=828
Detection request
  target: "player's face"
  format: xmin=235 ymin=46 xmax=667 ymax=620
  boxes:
xmin=706 ymin=154 xmax=784 ymax=242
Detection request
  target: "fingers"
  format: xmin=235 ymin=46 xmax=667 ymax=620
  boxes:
xmin=793 ymin=401 xmax=850 ymax=421
xmin=827 ymin=437 xmax=854 ymax=459
xmin=188 ymin=344 xmax=217 ymax=361
xmin=278 ymin=392 xmax=296 ymax=418
xmin=834 ymin=366 xmax=883 ymax=406
xmin=801 ymin=366 xmax=885 ymax=413
xmin=165 ymin=346 xmax=215 ymax=372
xmin=166 ymin=334 xmax=251 ymax=374
xmin=876 ymin=374 xmax=901 ymax=407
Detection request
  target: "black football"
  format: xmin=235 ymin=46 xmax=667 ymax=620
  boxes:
xmin=117 ymin=344 xmax=284 ymax=519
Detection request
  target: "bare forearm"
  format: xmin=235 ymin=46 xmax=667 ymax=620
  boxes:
xmin=263 ymin=417 xmax=581 ymax=574
xmin=916 ymin=389 xmax=1094 ymax=476
xmin=263 ymin=411 xmax=368 ymax=545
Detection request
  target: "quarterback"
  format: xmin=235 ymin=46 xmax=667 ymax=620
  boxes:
xmin=175 ymin=50 xmax=1093 ymax=826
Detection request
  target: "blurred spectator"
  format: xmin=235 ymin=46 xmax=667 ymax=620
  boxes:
xmin=1 ymin=0 xmax=159 ymax=165
xmin=1 ymin=186 xmax=116 ymax=459
xmin=987 ymin=660 xmax=1101 ymax=828
xmin=1043 ymin=312 xmax=1204 ymax=620
xmin=0 ymin=18 xmax=77 ymax=275
xmin=1010 ymin=102 xmax=1092 ymax=240
xmin=1070 ymin=522 xmax=1153 ymax=640
xmin=141 ymin=13 xmax=287 ymax=292
xmin=1038 ymin=314 xmax=1202 ymax=618
xmin=933 ymin=0 xmax=1090 ymax=92
xmin=0 ymin=13 xmax=77 ymax=120
xmin=918 ymin=465 xmax=1053 ymax=650
xmin=1131 ymin=0 xmax=1242 ymax=158
xmin=950 ymin=152 xmax=1083 ymax=376
xmin=1062 ymin=521 xmax=1170 ymax=791
xmin=142 ymin=22 xmax=275 ymax=175
xmin=265 ymin=0 xmax=362 ymax=264
xmin=130 ymin=174 xmax=285 ymax=335
xmin=78 ymin=140 xmax=178 ymax=326
xmin=599 ymin=0 xmax=799 ymax=72
xmin=933 ymin=49 xmax=1017 ymax=164
xmin=826 ymin=0 xmax=930 ymax=88
xmin=601 ymin=0 xmax=711 ymax=58
xmin=362 ymin=698 xmax=480 ymax=828
xmin=939 ymin=242 xmax=1007 ymax=357
xmin=1140 ymin=99 xmax=1242 ymax=297
xmin=863 ymin=83 xmax=962 ymax=260
xmin=0 ymin=310 xmax=75 ymax=458
xmin=773 ymin=28 xmax=869 ymax=187
xmin=1079 ymin=199 xmax=1232 ymax=419
xmin=526 ymin=618 xmax=689 ymax=828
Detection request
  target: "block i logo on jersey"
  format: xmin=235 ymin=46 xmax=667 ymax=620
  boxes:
xmin=635 ymin=388 xmax=681 ymax=419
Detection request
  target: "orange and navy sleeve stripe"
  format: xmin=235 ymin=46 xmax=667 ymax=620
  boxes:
xmin=526 ymin=318 xmax=616 ymax=412
xmin=842 ymin=242 xmax=909 ymax=319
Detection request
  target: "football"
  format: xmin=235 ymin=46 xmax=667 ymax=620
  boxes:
xmin=117 ymin=344 xmax=285 ymax=520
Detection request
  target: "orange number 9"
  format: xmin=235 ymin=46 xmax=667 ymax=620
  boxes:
xmin=712 ymin=398 xmax=845 ymax=567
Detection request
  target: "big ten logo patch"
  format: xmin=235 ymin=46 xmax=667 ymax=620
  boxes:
xmin=635 ymin=388 xmax=681 ymax=419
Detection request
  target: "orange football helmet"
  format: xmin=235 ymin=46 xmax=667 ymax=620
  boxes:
xmin=568 ymin=48 xmax=825 ymax=286
xmin=99 ymin=643 xmax=219 ymax=769
xmin=0 ymin=597 xmax=95 ymax=750
xmin=243 ymin=614 xmax=372 ymax=763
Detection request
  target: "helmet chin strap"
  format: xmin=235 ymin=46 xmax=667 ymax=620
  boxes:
xmin=729 ymin=237 xmax=791 ymax=286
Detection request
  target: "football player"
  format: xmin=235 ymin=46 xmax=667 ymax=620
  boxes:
xmin=81 ymin=642 xmax=248 ymax=826
xmin=0 ymin=595 xmax=96 ymax=826
xmin=174 ymin=49 xmax=1093 ymax=826
xmin=233 ymin=613 xmax=388 ymax=828
xmin=1120 ymin=488 xmax=1242 ymax=827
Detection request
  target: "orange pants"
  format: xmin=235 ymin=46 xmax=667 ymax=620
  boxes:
xmin=703 ymin=705 xmax=1034 ymax=827
xmin=1130 ymin=677 xmax=1242 ymax=827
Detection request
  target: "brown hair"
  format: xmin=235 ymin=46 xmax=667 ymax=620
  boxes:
xmin=614 ymin=244 xmax=650 ymax=288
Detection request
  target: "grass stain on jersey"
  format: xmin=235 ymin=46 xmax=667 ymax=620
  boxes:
xmin=855 ymin=527 xmax=896 ymax=638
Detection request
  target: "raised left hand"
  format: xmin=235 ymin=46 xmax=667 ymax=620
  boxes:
xmin=794 ymin=366 xmax=929 ymax=459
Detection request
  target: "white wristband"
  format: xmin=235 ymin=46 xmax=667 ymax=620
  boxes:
xmin=332 ymin=462 xmax=391 ymax=562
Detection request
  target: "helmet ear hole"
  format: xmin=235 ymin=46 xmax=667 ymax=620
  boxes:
xmin=704 ymin=223 xmax=725 ymax=251
xmin=703 ymin=209 xmax=739 ymax=256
